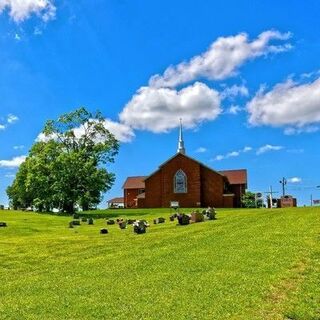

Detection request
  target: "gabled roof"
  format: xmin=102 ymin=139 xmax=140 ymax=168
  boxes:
xmin=219 ymin=169 xmax=247 ymax=185
xmin=108 ymin=197 xmax=124 ymax=203
xmin=122 ymin=176 xmax=147 ymax=189
xmin=145 ymin=153 xmax=225 ymax=181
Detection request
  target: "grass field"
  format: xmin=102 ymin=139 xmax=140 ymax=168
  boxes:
xmin=0 ymin=207 xmax=319 ymax=320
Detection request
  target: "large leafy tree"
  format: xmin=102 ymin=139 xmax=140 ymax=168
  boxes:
xmin=7 ymin=108 xmax=119 ymax=213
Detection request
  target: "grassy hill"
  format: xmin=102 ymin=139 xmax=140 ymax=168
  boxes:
xmin=0 ymin=207 xmax=319 ymax=320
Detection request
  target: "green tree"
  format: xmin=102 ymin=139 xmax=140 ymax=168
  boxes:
xmin=7 ymin=107 xmax=119 ymax=213
xmin=241 ymin=191 xmax=256 ymax=208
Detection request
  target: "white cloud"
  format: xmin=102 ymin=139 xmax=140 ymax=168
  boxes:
xmin=243 ymin=146 xmax=252 ymax=152
xmin=0 ymin=155 xmax=26 ymax=168
xmin=221 ymin=84 xmax=249 ymax=99
xmin=213 ymin=145 xmax=252 ymax=161
xmin=287 ymin=177 xmax=302 ymax=184
xmin=214 ymin=155 xmax=225 ymax=161
xmin=102 ymin=119 xmax=135 ymax=143
xmin=120 ymin=82 xmax=221 ymax=133
xmin=226 ymin=105 xmax=243 ymax=115
xmin=284 ymin=126 xmax=319 ymax=135
xmin=247 ymin=77 xmax=320 ymax=132
xmin=0 ymin=0 xmax=56 ymax=22
xmin=0 ymin=124 xmax=5 ymax=130
xmin=227 ymin=151 xmax=240 ymax=157
xmin=13 ymin=145 xmax=25 ymax=150
xmin=256 ymin=144 xmax=283 ymax=155
xmin=37 ymin=119 xmax=134 ymax=143
xmin=7 ymin=114 xmax=19 ymax=124
xmin=149 ymin=30 xmax=292 ymax=88
xmin=195 ymin=147 xmax=207 ymax=153
xmin=14 ymin=33 xmax=21 ymax=40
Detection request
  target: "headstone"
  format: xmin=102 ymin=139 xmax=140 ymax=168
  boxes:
xmin=81 ymin=217 xmax=87 ymax=222
xmin=206 ymin=207 xmax=216 ymax=220
xmin=133 ymin=220 xmax=147 ymax=234
xmin=177 ymin=214 xmax=190 ymax=225
xmin=169 ymin=215 xmax=175 ymax=222
xmin=0 ymin=222 xmax=7 ymax=227
xmin=107 ymin=219 xmax=115 ymax=225
xmin=158 ymin=217 xmax=165 ymax=223
xmin=71 ymin=220 xmax=81 ymax=226
xmin=88 ymin=218 xmax=94 ymax=225
xmin=191 ymin=211 xmax=204 ymax=223
xmin=69 ymin=221 xmax=74 ymax=228
xmin=100 ymin=228 xmax=108 ymax=234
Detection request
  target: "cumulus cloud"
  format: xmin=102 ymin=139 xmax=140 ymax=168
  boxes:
xmin=0 ymin=124 xmax=5 ymax=130
xmin=0 ymin=0 xmax=56 ymax=22
xmin=247 ymin=77 xmax=320 ymax=132
xmin=37 ymin=118 xmax=134 ymax=143
xmin=149 ymin=30 xmax=292 ymax=88
xmin=0 ymin=155 xmax=26 ymax=168
xmin=256 ymin=144 xmax=283 ymax=155
xmin=287 ymin=177 xmax=302 ymax=183
xmin=120 ymin=82 xmax=221 ymax=133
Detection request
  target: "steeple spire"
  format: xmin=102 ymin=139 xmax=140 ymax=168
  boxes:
xmin=177 ymin=118 xmax=186 ymax=155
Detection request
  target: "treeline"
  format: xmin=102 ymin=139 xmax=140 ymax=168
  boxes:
xmin=7 ymin=108 xmax=119 ymax=213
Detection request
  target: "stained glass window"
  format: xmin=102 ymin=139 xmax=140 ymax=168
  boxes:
xmin=174 ymin=169 xmax=187 ymax=193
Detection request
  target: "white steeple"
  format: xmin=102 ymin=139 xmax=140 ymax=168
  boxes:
xmin=177 ymin=118 xmax=186 ymax=155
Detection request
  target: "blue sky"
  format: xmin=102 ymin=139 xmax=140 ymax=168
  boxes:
xmin=1 ymin=0 xmax=320 ymax=206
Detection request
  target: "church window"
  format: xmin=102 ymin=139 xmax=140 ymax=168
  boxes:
xmin=174 ymin=169 xmax=187 ymax=193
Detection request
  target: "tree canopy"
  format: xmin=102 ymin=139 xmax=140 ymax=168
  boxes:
xmin=7 ymin=108 xmax=119 ymax=213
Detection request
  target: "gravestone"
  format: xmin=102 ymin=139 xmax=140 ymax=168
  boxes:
xmin=100 ymin=228 xmax=108 ymax=234
xmin=0 ymin=222 xmax=7 ymax=227
xmin=81 ymin=217 xmax=87 ymax=222
xmin=71 ymin=220 xmax=81 ymax=226
xmin=191 ymin=211 xmax=204 ymax=223
xmin=107 ymin=219 xmax=115 ymax=225
xmin=177 ymin=214 xmax=190 ymax=225
xmin=87 ymin=218 xmax=94 ymax=225
xmin=133 ymin=220 xmax=147 ymax=234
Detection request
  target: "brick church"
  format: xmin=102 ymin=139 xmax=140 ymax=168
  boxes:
xmin=122 ymin=122 xmax=247 ymax=208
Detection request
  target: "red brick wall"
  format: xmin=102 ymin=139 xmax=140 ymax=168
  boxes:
xmin=124 ymin=188 xmax=140 ymax=208
xmin=145 ymin=154 xmax=201 ymax=208
xmin=200 ymin=166 xmax=225 ymax=207
xmin=145 ymin=170 xmax=162 ymax=208
xmin=223 ymin=195 xmax=234 ymax=208
xmin=229 ymin=184 xmax=246 ymax=207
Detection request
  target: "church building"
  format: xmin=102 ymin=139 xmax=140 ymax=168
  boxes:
xmin=122 ymin=122 xmax=247 ymax=208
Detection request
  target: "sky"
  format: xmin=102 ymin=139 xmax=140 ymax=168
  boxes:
xmin=1 ymin=0 xmax=320 ymax=207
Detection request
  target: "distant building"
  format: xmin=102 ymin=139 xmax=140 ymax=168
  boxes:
xmin=107 ymin=197 xmax=124 ymax=208
xmin=122 ymin=121 xmax=248 ymax=208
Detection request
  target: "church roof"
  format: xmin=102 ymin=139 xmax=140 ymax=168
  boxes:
xmin=122 ymin=176 xmax=147 ymax=189
xmin=107 ymin=197 xmax=124 ymax=204
xmin=219 ymin=169 xmax=247 ymax=185
xmin=145 ymin=153 xmax=226 ymax=181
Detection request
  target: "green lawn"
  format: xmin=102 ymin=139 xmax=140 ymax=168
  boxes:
xmin=0 ymin=207 xmax=319 ymax=320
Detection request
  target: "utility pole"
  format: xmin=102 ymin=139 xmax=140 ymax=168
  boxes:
xmin=279 ymin=177 xmax=287 ymax=197
xmin=310 ymin=194 xmax=313 ymax=206
xmin=264 ymin=186 xmax=279 ymax=208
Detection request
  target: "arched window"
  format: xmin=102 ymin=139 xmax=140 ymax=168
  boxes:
xmin=174 ymin=169 xmax=187 ymax=193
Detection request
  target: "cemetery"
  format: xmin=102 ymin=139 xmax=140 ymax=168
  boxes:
xmin=0 ymin=206 xmax=319 ymax=319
